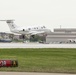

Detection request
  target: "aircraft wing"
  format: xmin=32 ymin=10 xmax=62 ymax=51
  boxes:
xmin=29 ymin=31 xmax=45 ymax=35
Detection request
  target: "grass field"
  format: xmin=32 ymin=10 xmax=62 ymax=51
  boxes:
xmin=0 ymin=48 xmax=76 ymax=73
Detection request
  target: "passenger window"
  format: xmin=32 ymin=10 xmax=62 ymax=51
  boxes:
xmin=34 ymin=28 xmax=36 ymax=29
xmin=28 ymin=28 xmax=31 ymax=30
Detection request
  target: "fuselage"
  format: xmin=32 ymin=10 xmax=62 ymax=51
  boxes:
xmin=11 ymin=25 xmax=51 ymax=35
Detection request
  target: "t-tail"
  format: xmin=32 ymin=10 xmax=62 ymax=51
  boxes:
xmin=0 ymin=20 xmax=18 ymax=32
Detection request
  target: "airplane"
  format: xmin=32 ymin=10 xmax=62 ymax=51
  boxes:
xmin=0 ymin=20 xmax=51 ymax=38
xmin=68 ymin=39 xmax=76 ymax=43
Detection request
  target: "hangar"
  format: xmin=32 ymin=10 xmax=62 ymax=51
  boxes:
xmin=46 ymin=28 xmax=76 ymax=44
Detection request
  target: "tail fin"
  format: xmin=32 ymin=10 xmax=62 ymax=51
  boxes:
xmin=0 ymin=20 xmax=18 ymax=31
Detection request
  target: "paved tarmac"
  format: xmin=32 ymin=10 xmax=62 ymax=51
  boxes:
xmin=0 ymin=43 xmax=76 ymax=48
xmin=0 ymin=72 xmax=76 ymax=75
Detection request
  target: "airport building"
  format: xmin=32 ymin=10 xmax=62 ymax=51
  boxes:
xmin=46 ymin=28 xmax=76 ymax=43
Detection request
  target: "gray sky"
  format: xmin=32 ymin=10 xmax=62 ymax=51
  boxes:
xmin=0 ymin=0 xmax=76 ymax=32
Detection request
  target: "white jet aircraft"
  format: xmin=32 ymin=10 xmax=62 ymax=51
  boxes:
xmin=0 ymin=20 xmax=51 ymax=38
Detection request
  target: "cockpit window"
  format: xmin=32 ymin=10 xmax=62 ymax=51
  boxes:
xmin=41 ymin=26 xmax=46 ymax=29
xmin=43 ymin=26 xmax=46 ymax=28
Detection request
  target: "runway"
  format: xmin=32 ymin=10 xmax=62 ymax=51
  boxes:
xmin=0 ymin=72 xmax=75 ymax=75
xmin=0 ymin=43 xmax=76 ymax=48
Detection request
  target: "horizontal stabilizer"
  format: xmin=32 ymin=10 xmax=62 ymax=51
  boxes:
xmin=0 ymin=20 xmax=14 ymax=21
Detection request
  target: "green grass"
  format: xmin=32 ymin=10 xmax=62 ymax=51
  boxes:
xmin=0 ymin=48 xmax=76 ymax=73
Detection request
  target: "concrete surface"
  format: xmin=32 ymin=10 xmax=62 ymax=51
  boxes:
xmin=0 ymin=72 xmax=76 ymax=75
xmin=0 ymin=43 xmax=76 ymax=48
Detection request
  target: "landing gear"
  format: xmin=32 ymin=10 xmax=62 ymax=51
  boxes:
xmin=31 ymin=35 xmax=35 ymax=38
xmin=22 ymin=35 xmax=25 ymax=39
xmin=21 ymin=35 xmax=30 ymax=43
xmin=22 ymin=35 xmax=25 ymax=43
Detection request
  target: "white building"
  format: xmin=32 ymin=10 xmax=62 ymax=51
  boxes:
xmin=46 ymin=28 xmax=76 ymax=43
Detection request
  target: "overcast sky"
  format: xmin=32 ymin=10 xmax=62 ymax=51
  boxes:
xmin=0 ymin=0 xmax=76 ymax=32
